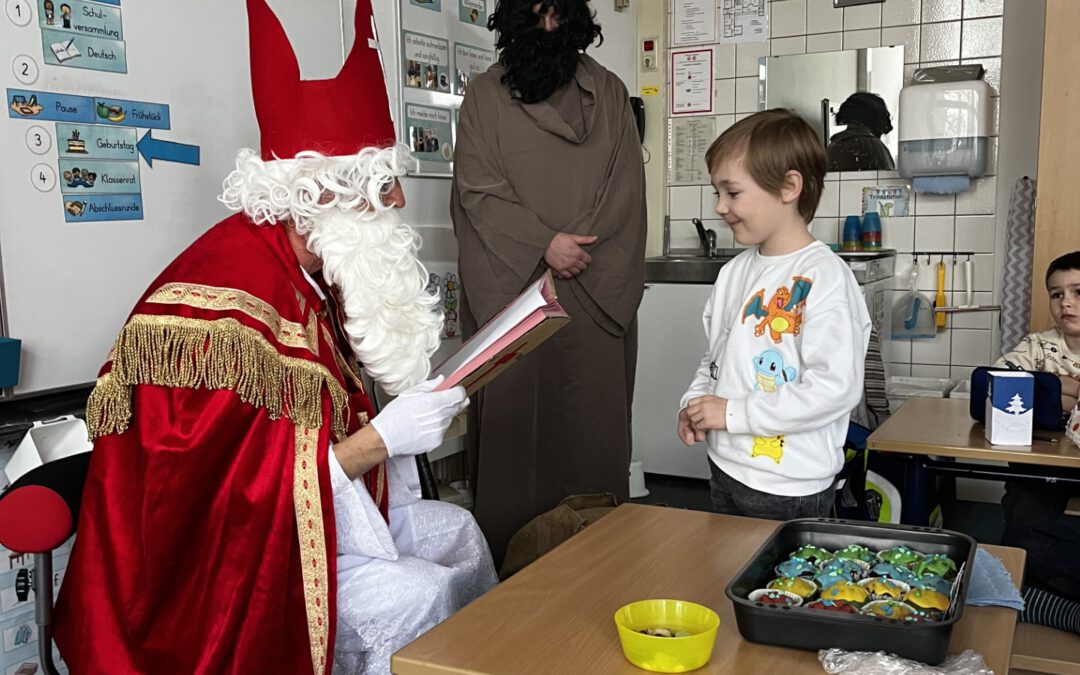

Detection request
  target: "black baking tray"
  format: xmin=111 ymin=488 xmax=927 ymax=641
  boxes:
xmin=724 ymin=518 xmax=977 ymax=665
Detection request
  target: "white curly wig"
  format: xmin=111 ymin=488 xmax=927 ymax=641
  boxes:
xmin=220 ymin=145 xmax=442 ymax=395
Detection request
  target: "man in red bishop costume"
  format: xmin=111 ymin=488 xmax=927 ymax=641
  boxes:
xmin=53 ymin=1 xmax=497 ymax=673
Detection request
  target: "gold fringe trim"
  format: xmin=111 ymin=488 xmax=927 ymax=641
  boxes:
xmin=86 ymin=314 xmax=348 ymax=440
xmin=85 ymin=372 xmax=132 ymax=438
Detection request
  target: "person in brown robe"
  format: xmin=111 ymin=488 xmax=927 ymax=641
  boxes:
xmin=450 ymin=0 xmax=646 ymax=566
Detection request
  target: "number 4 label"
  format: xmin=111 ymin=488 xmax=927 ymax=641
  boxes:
xmin=31 ymin=163 xmax=56 ymax=192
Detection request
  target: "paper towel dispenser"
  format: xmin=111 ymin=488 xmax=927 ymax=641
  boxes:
xmin=897 ymin=79 xmax=992 ymax=180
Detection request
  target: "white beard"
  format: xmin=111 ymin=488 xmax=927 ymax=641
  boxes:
xmin=304 ymin=207 xmax=442 ymax=395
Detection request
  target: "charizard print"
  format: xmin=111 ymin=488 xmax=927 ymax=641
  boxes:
xmin=741 ymin=276 xmax=813 ymax=344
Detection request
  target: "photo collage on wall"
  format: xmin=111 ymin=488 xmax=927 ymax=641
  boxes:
xmin=398 ymin=0 xmax=495 ymax=171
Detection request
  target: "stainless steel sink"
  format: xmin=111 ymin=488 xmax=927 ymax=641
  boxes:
xmin=645 ymin=249 xmax=742 ymax=284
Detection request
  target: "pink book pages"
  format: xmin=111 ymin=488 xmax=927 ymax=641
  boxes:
xmin=431 ymin=271 xmax=568 ymax=392
xmin=450 ymin=314 xmax=569 ymax=394
xmin=438 ymin=310 xmax=546 ymax=390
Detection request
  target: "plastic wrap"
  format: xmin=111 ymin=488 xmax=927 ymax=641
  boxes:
xmin=819 ymin=649 xmax=992 ymax=675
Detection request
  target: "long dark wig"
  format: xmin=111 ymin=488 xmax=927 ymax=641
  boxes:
xmin=487 ymin=0 xmax=603 ymax=103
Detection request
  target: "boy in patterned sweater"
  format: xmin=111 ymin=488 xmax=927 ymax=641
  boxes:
xmin=677 ymin=109 xmax=871 ymax=519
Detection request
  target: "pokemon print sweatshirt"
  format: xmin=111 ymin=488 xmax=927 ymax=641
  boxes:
xmin=680 ymin=240 xmax=871 ymax=496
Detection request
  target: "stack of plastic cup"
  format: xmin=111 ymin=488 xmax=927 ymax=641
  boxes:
xmin=842 ymin=215 xmax=863 ymax=252
xmin=861 ymin=212 xmax=882 ymax=251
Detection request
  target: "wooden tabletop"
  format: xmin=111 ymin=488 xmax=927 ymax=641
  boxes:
xmin=868 ymin=398 xmax=1080 ymax=469
xmin=392 ymin=504 xmax=1026 ymax=675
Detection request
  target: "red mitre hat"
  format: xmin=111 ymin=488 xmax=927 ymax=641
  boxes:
xmin=246 ymin=0 xmax=396 ymax=160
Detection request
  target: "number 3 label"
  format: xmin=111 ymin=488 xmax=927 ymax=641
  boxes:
xmin=5 ymin=0 xmax=32 ymax=26
xmin=12 ymin=54 xmax=39 ymax=85
xmin=26 ymin=125 xmax=51 ymax=155
xmin=31 ymin=163 xmax=56 ymax=192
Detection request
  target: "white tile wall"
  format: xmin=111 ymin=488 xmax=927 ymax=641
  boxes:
xmin=669 ymin=186 xmax=701 ymax=220
xmin=664 ymin=0 xmax=1006 ymax=377
xmin=715 ymin=43 xmax=737 ymax=78
xmin=954 ymin=215 xmax=996 ymax=253
xmin=806 ymin=0 xmax=843 ymax=34
xmin=922 ymin=0 xmax=963 ymax=24
xmin=772 ymin=35 xmax=807 ymax=56
xmin=882 ymin=0 xmax=921 ymax=27
xmin=772 ymin=0 xmax=807 ymax=37
xmin=714 ymin=78 xmax=736 ymax=114
xmin=882 ymin=24 xmax=921 ymax=63
xmin=735 ymin=76 xmax=759 ymax=113
xmin=807 ymin=31 xmax=843 ymax=52
xmin=736 ymin=41 xmax=770 ymax=77
xmin=844 ymin=4 xmax=882 ymax=31
xmin=920 ymin=21 xmax=962 ymax=62
xmin=844 ymin=28 xmax=882 ymax=49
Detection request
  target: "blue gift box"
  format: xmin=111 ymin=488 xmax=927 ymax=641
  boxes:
xmin=984 ymin=371 xmax=1033 ymax=446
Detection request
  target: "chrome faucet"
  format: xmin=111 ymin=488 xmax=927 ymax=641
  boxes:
xmin=692 ymin=218 xmax=717 ymax=258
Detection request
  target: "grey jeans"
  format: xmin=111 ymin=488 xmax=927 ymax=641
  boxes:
xmin=709 ymin=461 xmax=835 ymax=520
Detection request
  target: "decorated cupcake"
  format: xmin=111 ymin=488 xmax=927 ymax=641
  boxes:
xmin=819 ymin=581 xmax=870 ymax=606
xmin=862 ymin=600 xmax=917 ymax=621
xmin=791 ymin=545 xmax=833 ymax=565
xmin=819 ymin=558 xmax=867 ymax=582
xmin=775 ymin=557 xmax=816 ymax=578
xmin=805 ymin=599 xmax=860 ymax=614
xmin=767 ymin=576 xmax=818 ymax=600
xmin=859 ymin=577 xmax=910 ymax=601
xmin=869 ymin=562 xmax=918 ymax=585
xmin=814 ymin=572 xmax=851 ymax=592
xmin=748 ymin=588 xmax=802 ymax=607
xmin=910 ymin=574 xmax=952 ymax=595
xmin=877 ymin=545 xmax=924 ymax=567
xmin=904 ymin=588 xmax=950 ymax=617
xmin=914 ymin=554 xmax=958 ymax=580
xmin=834 ymin=544 xmax=876 ymax=564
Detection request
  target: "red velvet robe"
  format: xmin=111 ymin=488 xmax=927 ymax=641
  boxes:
xmin=54 ymin=214 xmax=385 ymax=674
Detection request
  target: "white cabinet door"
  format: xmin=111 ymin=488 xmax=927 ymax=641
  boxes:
xmin=632 ymin=283 xmax=714 ymax=479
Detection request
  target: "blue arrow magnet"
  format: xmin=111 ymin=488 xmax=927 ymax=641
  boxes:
xmin=137 ymin=130 xmax=200 ymax=167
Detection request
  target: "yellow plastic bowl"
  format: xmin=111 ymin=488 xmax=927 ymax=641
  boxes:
xmin=614 ymin=599 xmax=720 ymax=673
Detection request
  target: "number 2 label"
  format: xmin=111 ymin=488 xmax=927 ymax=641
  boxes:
xmin=12 ymin=54 xmax=39 ymax=85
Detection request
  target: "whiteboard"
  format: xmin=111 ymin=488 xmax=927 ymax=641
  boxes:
xmin=0 ymin=0 xmax=352 ymax=398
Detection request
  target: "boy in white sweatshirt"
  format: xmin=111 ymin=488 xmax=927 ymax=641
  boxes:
xmin=677 ymin=109 xmax=871 ymax=519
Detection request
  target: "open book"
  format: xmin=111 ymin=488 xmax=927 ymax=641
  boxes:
xmin=50 ymin=38 xmax=81 ymax=62
xmin=432 ymin=270 xmax=569 ymax=394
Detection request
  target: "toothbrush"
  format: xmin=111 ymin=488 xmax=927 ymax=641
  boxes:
xmin=935 ymin=261 xmax=947 ymax=328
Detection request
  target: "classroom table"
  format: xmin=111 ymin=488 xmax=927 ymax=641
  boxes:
xmin=391 ymin=504 xmax=1026 ymax=675
xmin=867 ymin=398 xmax=1080 ymax=524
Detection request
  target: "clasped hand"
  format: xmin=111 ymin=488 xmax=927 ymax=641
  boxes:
xmin=677 ymin=395 xmax=727 ymax=446
xmin=545 ymin=233 xmax=597 ymax=280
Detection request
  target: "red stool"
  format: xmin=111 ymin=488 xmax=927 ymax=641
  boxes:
xmin=0 ymin=453 xmax=91 ymax=675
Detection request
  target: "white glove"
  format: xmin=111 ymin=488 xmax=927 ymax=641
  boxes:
xmin=370 ymin=376 xmax=469 ymax=458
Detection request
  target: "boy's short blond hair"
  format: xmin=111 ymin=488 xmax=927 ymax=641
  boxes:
xmin=705 ymin=109 xmax=827 ymax=223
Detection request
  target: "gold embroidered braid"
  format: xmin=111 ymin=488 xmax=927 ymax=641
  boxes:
xmin=86 ymin=314 xmax=348 ymax=440
xmin=146 ymin=282 xmax=320 ymax=355
xmin=293 ymin=425 xmax=330 ymax=674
